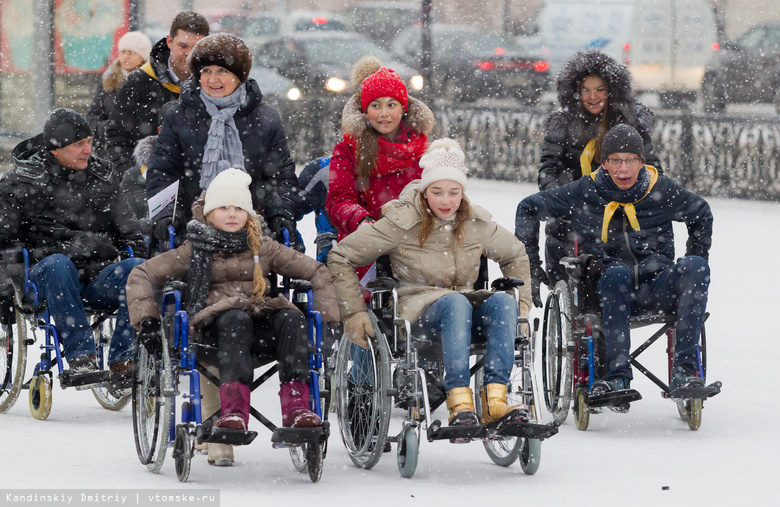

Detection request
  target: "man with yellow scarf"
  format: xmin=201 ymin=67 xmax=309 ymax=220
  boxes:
xmin=515 ymin=124 xmax=715 ymax=405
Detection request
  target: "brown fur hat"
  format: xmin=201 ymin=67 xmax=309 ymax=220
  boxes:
xmin=188 ymin=33 xmax=252 ymax=83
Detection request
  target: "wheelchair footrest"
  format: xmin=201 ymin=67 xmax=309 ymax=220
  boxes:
xmin=489 ymin=420 xmax=559 ymax=441
xmin=60 ymin=369 xmax=109 ymax=389
xmin=200 ymin=428 xmax=258 ymax=446
xmin=667 ymin=381 xmax=722 ymax=401
xmin=427 ymin=420 xmax=484 ymax=443
xmin=588 ymin=389 xmax=642 ymax=408
xmin=271 ymin=422 xmax=330 ymax=447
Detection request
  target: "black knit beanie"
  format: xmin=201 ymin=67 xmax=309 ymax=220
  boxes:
xmin=187 ymin=33 xmax=252 ymax=84
xmin=43 ymin=108 xmax=91 ymax=149
xmin=601 ymin=124 xmax=644 ymax=162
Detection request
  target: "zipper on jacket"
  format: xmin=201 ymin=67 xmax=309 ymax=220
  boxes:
xmin=622 ymin=215 xmax=639 ymax=290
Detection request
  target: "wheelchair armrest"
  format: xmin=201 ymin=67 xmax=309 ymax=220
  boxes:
xmin=163 ymin=280 xmax=188 ymax=293
xmin=491 ymin=277 xmax=524 ymax=291
xmin=366 ymin=277 xmax=398 ymax=292
xmin=559 ymin=257 xmax=581 ymax=268
xmin=288 ymin=279 xmax=313 ymax=291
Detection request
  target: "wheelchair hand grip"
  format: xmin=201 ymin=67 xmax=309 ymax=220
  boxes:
xmin=366 ymin=277 xmax=398 ymax=291
xmin=491 ymin=277 xmax=524 ymax=291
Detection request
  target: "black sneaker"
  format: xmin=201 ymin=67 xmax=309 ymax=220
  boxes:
xmin=670 ymin=370 xmax=705 ymax=394
xmin=69 ymin=354 xmax=99 ymax=374
xmin=591 ymin=376 xmax=630 ymax=396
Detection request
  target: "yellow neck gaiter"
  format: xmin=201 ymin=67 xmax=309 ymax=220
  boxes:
xmin=579 ymin=138 xmax=597 ymax=176
xmin=591 ymin=165 xmax=659 ymax=243
xmin=140 ymin=61 xmax=181 ymax=96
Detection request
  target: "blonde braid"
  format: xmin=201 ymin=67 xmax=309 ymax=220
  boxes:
xmin=245 ymin=216 xmax=267 ymax=303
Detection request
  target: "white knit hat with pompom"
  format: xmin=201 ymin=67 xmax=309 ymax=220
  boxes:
xmin=418 ymin=138 xmax=469 ymax=192
xmin=203 ymin=168 xmax=257 ymax=217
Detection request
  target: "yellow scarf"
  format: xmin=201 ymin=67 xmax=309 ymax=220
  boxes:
xmin=590 ymin=165 xmax=659 ymax=243
xmin=139 ymin=61 xmax=181 ymax=96
xmin=579 ymin=138 xmax=597 ymax=176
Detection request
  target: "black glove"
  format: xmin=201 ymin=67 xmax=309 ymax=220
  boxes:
xmin=137 ymin=318 xmax=162 ymax=356
xmin=268 ymin=216 xmax=304 ymax=252
xmin=153 ymin=216 xmax=174 ymax=243
xmin=530 ymin=264 xmax=550 ymax=308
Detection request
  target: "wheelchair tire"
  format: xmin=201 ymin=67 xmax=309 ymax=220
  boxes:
xmin=131 ymin=338 xmax=172 ymax=473
xmin=1 ymin=304 xmax=28 ymax=414
xmin=91 ymin=316 xmax=130 ymax=411
xmin=29 ymin=373 xmax=52 ymax=420
xmin=677 ymin=398 xmax=703 ymax=431
xmin=173 ymin=426 xmax=193 ymax=482
xmin=289 ymin=445 xmax=307 ymax=473
xmin=397 ymin=425 xmax=419 ymax=478
xmin=541 ymin=281 xmax=574 ymax=422
xmin=519 ymin=438 xmax=542 ymax=475
xmin=474 ymin=367 xmax=520 ymax=467
xmin=574 ymin=387 xmax=590 ymax=431
xmin=335 ymin=312 xmax=391 ymax=470
xmin=306 ymin=442 xmax=325 ymax=483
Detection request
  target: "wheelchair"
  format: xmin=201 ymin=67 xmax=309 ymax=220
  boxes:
xmin=0 ymin=248 xmax=131 ymax=419
xmin=131 ymin=274 xmax=330 ymax=483
xmin=334 ymin=258 xmax=559 ymax=478
xmin=541 ymin=256 xmax=722 ymax=431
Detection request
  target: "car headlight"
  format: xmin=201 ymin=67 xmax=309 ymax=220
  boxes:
xmin=286 ymin=87 xmax=302 ymax=101
xmin=410 ymin=75 xmax=424 ymax=91
xmin=325 ymin=77 xmax=347 ymax=92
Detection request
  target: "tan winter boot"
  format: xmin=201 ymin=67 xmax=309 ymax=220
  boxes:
xmin=194 ymin=366 xmax=219 ymax=455
xmin=445 ymin=387 xmax=478 ymax=426
xmin=480 ymin=383 xmax=528 ymax=425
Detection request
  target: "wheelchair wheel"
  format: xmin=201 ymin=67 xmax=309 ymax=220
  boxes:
xmin=519 ymin=438 xmax=542 ymax=475
xmin=397 ymin=425 xmax=419 ymax=478
xmin=131 ymin=338 xmax=173 ymax=473
xmin=335 ymin=313 xmax=391 ymax=470
xmin=173 ymin=426 xmax=193 ymax=482
xmin=289 ymin=446 xmax=308 ymax=473
xmin=474 ymin=367 xmax=520 ymax=467
xmin=306 ymin=441 xmax=325 ymax=483
xmin=573 ymin=387 xmax=590 ymax=431
xmin=29 ymin=373 xmax=52 ymax=420
xmin=91 ymin=316 xmax=130 ymax=411
xmin=541 ymin=281 xmax=574 ymax=422
xmin=1 ymin=305 xmax=28 ymax=413
xmin=677 ymin=398 xmax=702 ymax=431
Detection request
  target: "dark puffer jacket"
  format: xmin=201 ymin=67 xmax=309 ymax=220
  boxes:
xmin=515 ymin=169 xmax=712 ymax=286
xmin=146 ymin=78 xmax=297 ymax=224
xmin=539 ymin=50 xmax=661 ymax=190
xmin=0 ymin=135 xmax=146 ymax=283
xmin=105 ymin=38 xmax=180 ymax=174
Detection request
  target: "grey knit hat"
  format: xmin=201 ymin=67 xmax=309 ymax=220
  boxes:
xmin=601 ymin=124 xmax=644 ymax=162
xmin=43 ymin=108 xmax=91 ymax=149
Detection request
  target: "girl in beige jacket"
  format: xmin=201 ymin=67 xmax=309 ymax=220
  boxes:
xmin=328 ymin=139 xmax=533 ymax=427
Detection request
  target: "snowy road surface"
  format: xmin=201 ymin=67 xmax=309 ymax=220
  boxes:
xmin=1 ymin=179 xmax=775 ymax=506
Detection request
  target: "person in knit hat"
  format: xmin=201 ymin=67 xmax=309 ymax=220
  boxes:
xmin=146 ymin=32 xmax=300 ymax=251
xmin=127 ymin=168 xmax=338 ymax=467
xmin=516 ymin=123 xmax=718 ymax=409
xmin=328 ymin=138 xmax=534 ymax=430
xmin=326 ymin=54 xmax=435 ymax=282
xmin=87 ymin=31 xmax=152 ymax=159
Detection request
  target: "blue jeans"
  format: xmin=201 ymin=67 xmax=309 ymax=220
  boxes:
xmin=415 ymin=292 xmax=518 ymax=391
xmin=30 ymin=254 xmax=145 ymax=365
xmin=597 ymin=256 xmax=710 ymax=380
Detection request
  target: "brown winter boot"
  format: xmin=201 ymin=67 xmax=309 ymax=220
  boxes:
xmin=195 ymin=367 xmax=219 ymax=455
xmin=445 ymin=387 xmax=478 ymax=426
xmin=479 ymin=383 xmax=529 ymax=425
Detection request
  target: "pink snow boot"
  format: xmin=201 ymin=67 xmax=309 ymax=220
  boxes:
xmin=280 ymin=381 xmax=321 ymax=428
xmin=215 ymin=381 xmax=250 ymax=430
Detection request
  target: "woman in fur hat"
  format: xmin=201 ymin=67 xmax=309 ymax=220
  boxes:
xmin=536 ymin=50 xmax=662 ymax=299
xmin=128 ymin=168 xmax=338 ymax=466
xmin=87 ymin=31 xmax=152 ymax=160
xmin=326 ymin=55 xmax=435 ymax=279
xmin=329 ymin=139 xmax=533 ymax=429
xmin=146 ymin=33 xmax=300 ymax=251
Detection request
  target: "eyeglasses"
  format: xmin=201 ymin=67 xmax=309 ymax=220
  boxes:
xmin=605 ymin=157 xmax=643 ymax=169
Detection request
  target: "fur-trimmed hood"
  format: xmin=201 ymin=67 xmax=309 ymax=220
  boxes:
xmin=546 ymin=50 xmax=653 ymax=146
xmin=132 ymin=134 xmax=157 ymax=168
xmin=102 ymin=59 xmax=130 ymax=92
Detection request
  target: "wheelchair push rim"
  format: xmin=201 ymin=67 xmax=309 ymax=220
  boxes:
xmin=1 ymin=305 xmax=28 ymax=414
xmin=91 ymin=316 xmax=130 ymax=411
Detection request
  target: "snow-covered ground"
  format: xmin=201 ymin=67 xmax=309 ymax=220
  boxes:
xmin=2 ymin=179 xmax=776 ymax=506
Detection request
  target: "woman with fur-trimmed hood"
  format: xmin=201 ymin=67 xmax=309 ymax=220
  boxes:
xmin=87 ymin=31 xmax=152 ymax=160
xmin=326 ymin=55 xmax=436 ymax=259
xmin=536 ymin=50 xmax=661 ymax=294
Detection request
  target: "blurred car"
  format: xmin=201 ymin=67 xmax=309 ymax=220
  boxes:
xmin=702 ymin=23 xmax=780 ymax=112
xmin=242 ymin=10 xmax=349 ymax=51
xmin=348 ymin=1 xmax=439 ymax=46
xmin=256 ymin=32 xmax=424 ymax=96
xmin=391 ymin=24 xmax=550 ymax=104
xmin=201 ymin=8 xmax=253 ymax=36
xmin=249 ymin=64 xmax=302 ymax=105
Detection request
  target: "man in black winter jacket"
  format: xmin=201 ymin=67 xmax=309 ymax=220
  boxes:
xmin=105 ymin=11 xmax=208 ymax=174
xmin=0 ymin=109 xmax=146 ymax=394
xmin=516 ymin=124 xmax=716 ymax=402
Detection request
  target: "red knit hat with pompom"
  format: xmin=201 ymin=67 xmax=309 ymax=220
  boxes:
xmin=360 ymin=67 xmax=408 ymax=112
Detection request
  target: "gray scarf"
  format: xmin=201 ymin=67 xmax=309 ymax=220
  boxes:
xmin=199 ymin=83 xmax=247 ymax=190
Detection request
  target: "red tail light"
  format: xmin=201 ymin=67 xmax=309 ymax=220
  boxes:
xmin=712 ymin=42 xmax=720 ymax=51
xmin=312 ymin=17 xmax=328 ymax=25
xmin=622 ymin=42 xmax=630 ymax=65
xmin=476 ymin=61 xmax=495 ymax=70
xmin=534 ymin=61 xmax=549 ymax=72
xmin=495 ymin=47 xmax=505 ymax=55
